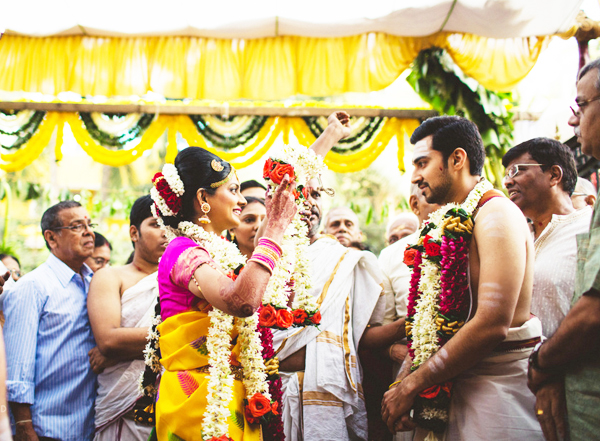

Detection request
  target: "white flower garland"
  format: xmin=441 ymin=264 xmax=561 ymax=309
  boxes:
xmin=150 ymin=163 xmax=185 ymax=218
xmin=162 ymin=163 xmax=185 ymax=196
xmin=150 ymin=186 xmax=177 ymax=217
xmin=411 ymin=178 xmax=493 ymax=368
xmin=153 ymin=217 xmax=269 ymax=440
xmin=262 ymin=144 xmax=326 ymax=313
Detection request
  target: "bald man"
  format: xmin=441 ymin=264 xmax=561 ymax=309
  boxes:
xmin=386 ymin=213 xmax=419 ymax=246
xmin=323 ymin=206 xmax=363 ymax=248
xmin=572 ymin=177 xmax=597 ymax=209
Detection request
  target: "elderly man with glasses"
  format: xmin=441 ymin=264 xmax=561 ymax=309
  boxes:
xmin=526 ymin=59 xmax=600 ymax=441
xmin=502 ymin=137 xmax=592 ymax=339
xmin=3 ymin=201 xmax=98 ymax=441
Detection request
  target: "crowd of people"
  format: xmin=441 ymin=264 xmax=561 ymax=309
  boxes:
xmin=0 ymin=59 xmax=599 ymax=441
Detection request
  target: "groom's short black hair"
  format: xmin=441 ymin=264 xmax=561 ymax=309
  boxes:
xmin=411 ymin=116 xmax=485 ymax=176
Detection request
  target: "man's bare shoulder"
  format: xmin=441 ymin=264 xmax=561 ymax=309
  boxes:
xmin=474 ymin=196 xmax=529 ymax=236
xmin=91 ymin=265 xmax=138 ymax=293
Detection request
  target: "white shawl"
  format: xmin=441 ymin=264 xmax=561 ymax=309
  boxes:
xmin=273 ymin=237 xmax=384 ymax=441
xmin=94 ymin=272 xmax=158 ymax=435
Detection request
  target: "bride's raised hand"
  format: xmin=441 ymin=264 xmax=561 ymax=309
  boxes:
xmin=263 ymin=174 xmax=298 ymax=242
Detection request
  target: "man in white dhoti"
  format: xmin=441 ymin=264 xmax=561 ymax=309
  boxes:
xmin=273 ymin=179 xmax=397 ymax=441
xmin=87 ymin=196 xmax=168 ymax=441
xmin=382 ymin=116 xmax=543 ymax=440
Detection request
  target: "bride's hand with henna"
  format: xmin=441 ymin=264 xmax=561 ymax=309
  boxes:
xmin=263 ymin=174 xmax=298 ymax=243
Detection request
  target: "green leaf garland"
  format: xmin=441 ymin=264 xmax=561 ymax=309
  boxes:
xmin=80 ymin=112 xmax=155 ymax=148
xmin=188 ymin=115 xmax=268 ymax=149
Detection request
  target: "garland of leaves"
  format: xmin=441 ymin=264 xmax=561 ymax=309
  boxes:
xmin=407 ymin=47 xmax=515 ymax=187
xmin=0 ymin=110 xmax=46 ymax=150
xmin=303 ymin=116 xmax=384 ymax=154
xmin=188 ymin=115 xmax=268 ymax=149
xmin=80 ymin=112 xmax=155 ymax=148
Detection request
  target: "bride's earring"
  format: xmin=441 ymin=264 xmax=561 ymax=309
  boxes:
xmin=199 ymin=202 xmax=211 ymax=224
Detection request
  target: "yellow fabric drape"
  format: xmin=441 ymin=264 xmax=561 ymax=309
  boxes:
xmin=0 ymin=112 xmax=419 ymax=173
xmin=0 ymin=33 xmax=549 ymax=99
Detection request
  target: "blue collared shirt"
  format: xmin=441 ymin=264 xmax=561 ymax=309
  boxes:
xmin=4 ymin=253 xmax=96 ymax=440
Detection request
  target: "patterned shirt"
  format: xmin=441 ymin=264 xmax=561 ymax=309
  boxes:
xmin=565 ymin=197 xmax=600 ymax=441
xmin=4 ymin=253 xmax=96 ymax=440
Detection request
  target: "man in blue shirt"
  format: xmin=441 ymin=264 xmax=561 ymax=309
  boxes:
xmin=4 ymin=201 xmax=97 ymax=441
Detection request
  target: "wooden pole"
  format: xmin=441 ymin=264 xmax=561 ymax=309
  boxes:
xmin=0 ymin=101 xmax=438 ymax=120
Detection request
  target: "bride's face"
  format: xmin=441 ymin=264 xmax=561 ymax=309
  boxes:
xmin=204 ymin=176 xmax=247 ymax=232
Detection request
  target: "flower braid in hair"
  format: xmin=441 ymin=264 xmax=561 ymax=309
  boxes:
xmin=134 ymin=297 xmax=162 ymax=426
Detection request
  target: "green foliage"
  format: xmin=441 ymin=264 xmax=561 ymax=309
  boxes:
xmin=406 ymin=47 xmax=515 ymax=187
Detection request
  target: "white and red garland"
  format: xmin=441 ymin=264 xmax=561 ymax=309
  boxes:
xmin=403 ymin=178 xmax=493 ymax=435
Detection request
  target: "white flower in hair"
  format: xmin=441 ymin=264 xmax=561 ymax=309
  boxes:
xmin=162 ymin=163 xmax=185 ymax=196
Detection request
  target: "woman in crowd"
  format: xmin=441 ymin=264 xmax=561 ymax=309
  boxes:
xmin=228 ymin=196 xmax=266 ymax=259
xmin=85 ymin=232 xmax=112 ymax=272
xmin=147 ymin=147 xmax=297 ymax=440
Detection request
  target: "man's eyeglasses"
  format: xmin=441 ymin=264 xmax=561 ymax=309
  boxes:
xmin=504 ymin=164 xmax=545 ymax=180
xmin=51 ymin=223 xmax=97 ymax=233
xmin=570 ymin=95 xmax=600 ymax=116
xmin=9 ymin=269 xmax=21 ymax=278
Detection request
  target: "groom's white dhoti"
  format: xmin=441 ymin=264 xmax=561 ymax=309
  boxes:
xmin=273 ymin=236 xmax=385 ymax=441
xmin=428 ymin=316 xmax=544 ymax=441
xmin=93 ymin=273 xmax=158 ymax=441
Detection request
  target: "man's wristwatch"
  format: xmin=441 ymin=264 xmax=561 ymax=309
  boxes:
xmin=529 ymin=341 xmax=554 ymax=374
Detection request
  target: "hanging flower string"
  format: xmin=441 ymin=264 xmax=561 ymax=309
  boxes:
xmin=403 ymin=178 xmax=493 ymax=434
xmin=259 ymin=144 xmax=327 ymax=329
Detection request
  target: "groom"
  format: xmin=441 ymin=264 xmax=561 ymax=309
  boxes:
xmin=381 ymin=116 xmax=543 ymax=440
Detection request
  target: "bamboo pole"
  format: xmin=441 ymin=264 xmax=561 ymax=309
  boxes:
xmin=0 ymin=101 xmax=438 ymax=119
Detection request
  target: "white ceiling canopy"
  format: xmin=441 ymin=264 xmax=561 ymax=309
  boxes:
xmin=2 ymin=0 xmax=583 ymax=39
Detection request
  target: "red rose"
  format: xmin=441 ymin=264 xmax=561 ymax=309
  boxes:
xmin=302 ymin=187 xmax=309 ymax=199
xmin=247 ymin=393 xmax=272 ymax=418
xmin=270 ymin=163 xmax=295 ymax=185
xmin=419 ymin=384 xmax=441 ymax=399
xmin=208 ymin=436 xmax=232 ymax=441
xmin=271 ymin=401 xmax=279 ymax=416
xmin=276 ymin=309 xmax=294 ymax=328
xmin=263 ymin=158 xmax=274 ymax=180
xmin=259 ymin=305 xmax=277 ymax=328
xmin=403 ymin=247 xmax=417 ymax=267
xmin=292 ymin=309 xmax=308 ymax=325
xmin=310 ymin=311 xmax=321 ymax=325
xmin=424 ymin=235 xmax=441 ymax=257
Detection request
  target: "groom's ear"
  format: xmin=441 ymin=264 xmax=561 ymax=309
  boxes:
xmin=449 ymin=147 xmax=468 ymax=172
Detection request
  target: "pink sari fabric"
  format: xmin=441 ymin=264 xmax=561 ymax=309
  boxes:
xmin=158 ymin=236 xmax=213 ymax=320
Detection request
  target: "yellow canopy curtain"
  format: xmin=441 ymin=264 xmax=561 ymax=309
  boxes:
xmin=0 ymin=111 xmax=421 ymax=173
xmin=0 ymin=32 xmax=549 ymax=99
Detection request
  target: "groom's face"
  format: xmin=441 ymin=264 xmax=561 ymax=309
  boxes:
xmin=411 ymin=135 xmax=453 ymax=205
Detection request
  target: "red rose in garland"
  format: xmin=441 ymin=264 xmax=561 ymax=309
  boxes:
xmin=263 ymin=158 xmax=275 ymax=180
xmin=423 ymin=235 xmax=441 ymax=257
xmin=245 ymin=393 xmax=272 ymax=424
xmin=270 ymin=163 xmax=295 ymax=185
xmin=403 ymin=247 xmax=418 ymax=267
xmin=259 ymin=305 xmax=277 ymax=327
xmin=275 ymin=308 xmax=294 ymax=328
xmin=310 ymin=311 xmax=321 ymax=325
xmin=271 ymin=401 xmax=279 ymax=415
xmin=292 ymin=309 xmax=308 ymax=325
